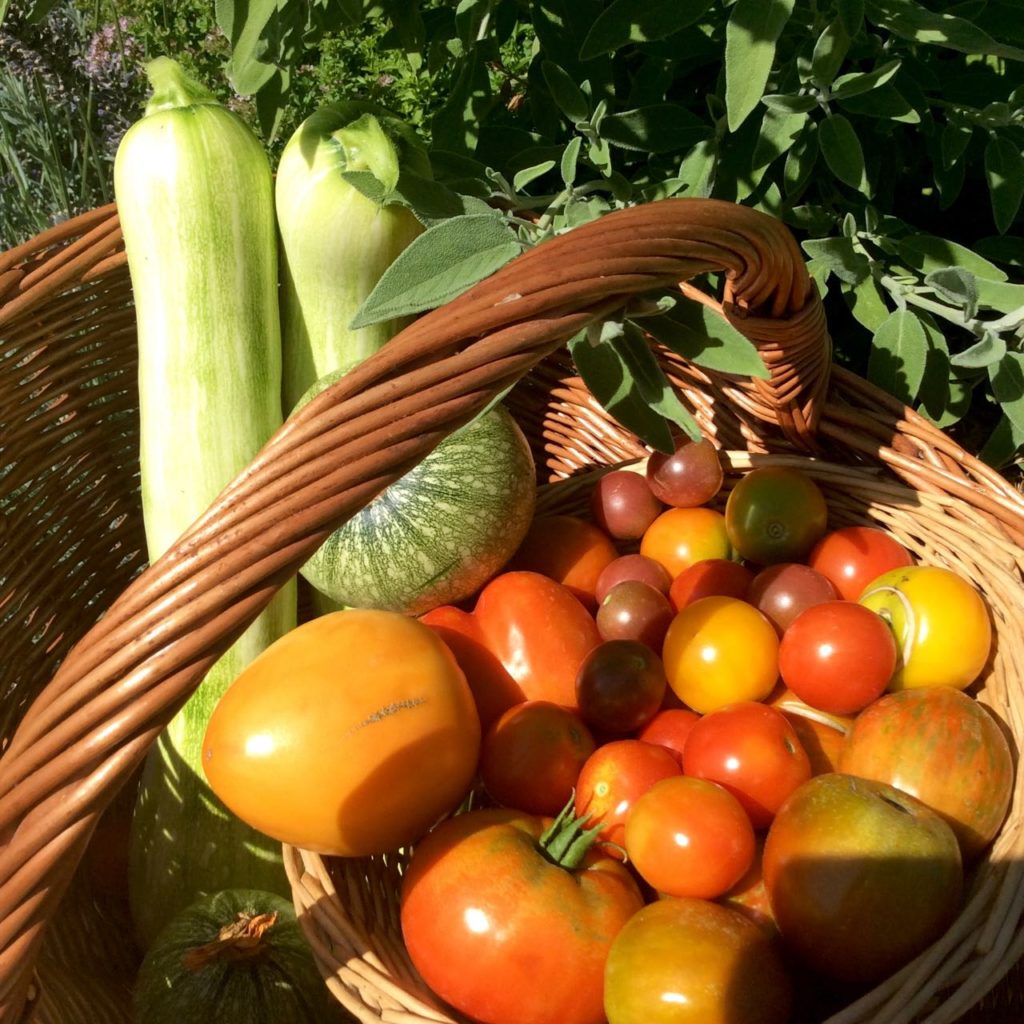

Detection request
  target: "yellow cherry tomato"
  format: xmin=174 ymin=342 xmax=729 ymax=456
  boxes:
xmin=639 ymin=507 xmax=732 ymax=579
xmin=661 ymin=596 xmax=779 ymax=713
xmin=859 ymin=565 xmax=992 ymax=691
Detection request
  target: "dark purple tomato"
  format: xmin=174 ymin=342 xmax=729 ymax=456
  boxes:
xmin=748 ymin=563 xmax=839 ymax=635
xmin=575 ymin=640 xmax=667 ymax=735
xmin=591 ymin=470 xmax=664 ymax=541
xmin=596 ymin=581 xmax=675 ymax=650
xmin=595 ymin=554 xmax=672 ymax=604
xmin=645 ymin=438 xmax=725 ymax=508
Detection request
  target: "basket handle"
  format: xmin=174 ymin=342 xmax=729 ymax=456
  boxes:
xmin=0 ymin=197 xmax=829 ymax=1018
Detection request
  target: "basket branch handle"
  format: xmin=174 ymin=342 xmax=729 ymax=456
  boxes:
xmin=0 ymin=197 xmax=828 ymax=1019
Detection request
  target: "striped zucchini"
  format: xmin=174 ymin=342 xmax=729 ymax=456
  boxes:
xmin=115 ymin=58 xmax=296 ymax=948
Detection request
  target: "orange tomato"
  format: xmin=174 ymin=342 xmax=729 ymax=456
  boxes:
xmin=639 ymin=507 xmax=732 ymax=579
xmin=202 ymin=609 xmax=480 ymax=857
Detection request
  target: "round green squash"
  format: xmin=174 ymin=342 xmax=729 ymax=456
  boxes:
xmin=133 ymin=889 xmax=332 ymax=1024
xmin=296 ymin=372 xmax=537 ymax=615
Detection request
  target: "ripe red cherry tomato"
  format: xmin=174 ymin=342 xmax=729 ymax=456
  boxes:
xmin=808 ymin=525 xmax=913 ymax=601
xmin=779 ymin=601 xmax=897 ymax=715
xmin=479 ymin=701 xmax=596 ymax=816
xmin=635 ymin=708 xmax=701 ymax=767
xmin=625 ymin=776 xmax=756 ymax=899
xmin=682 ymin=702 xmax=812 ymax=829
xmin=575 ymin=739 xmax=681 ymax=848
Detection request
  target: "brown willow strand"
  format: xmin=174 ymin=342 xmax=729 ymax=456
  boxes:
xmin=0 ymin=205 xmax=115 ymax=275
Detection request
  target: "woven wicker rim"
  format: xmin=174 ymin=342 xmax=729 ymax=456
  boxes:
xmin=1 ymin=198 xmax=1023 ymax=1024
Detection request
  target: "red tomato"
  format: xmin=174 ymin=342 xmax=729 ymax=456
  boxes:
xmin=667 ymin=558 xmax=754 ymax=612
xmin=661 ymin=597 xmax=779 ymax=713
xmin=574 ymin=739 xmax=681 ymax=848
xmin=423 ymin=571 xmax=601 ymax=718
xmin=401 ymin=808 xmax=644 ymax=1024
xmin=682 ymin=702 xmax=812 ymax=829
xmin=639 ymin=507 xmax=732 ymax=579
xmin=479 ymin=701 xmax=596 ymax=816
xmin=839 ymin=687 xmax=1013 ymax=861
xmin=603 ymin=898 xmax=792 ymax=1024
xmin=778 ymin=601 xmax=897 ymax=715
xmin=625 ymin=776 xmax=756 ymax=899
xmin=635 ymin=708 xmax=701 ymax=767
xmin=808 ymin=525 xmax=913 ymax=601
xmin=747 ymin=562 xmax=838 ymax=635
xmin=511 ymin=514 xmax=618 ymax=607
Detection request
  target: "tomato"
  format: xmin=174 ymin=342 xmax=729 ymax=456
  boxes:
xmin=661 ymin=597 xmax=779 ymax=713
xmin=422 ymin=571 xmax=602 ymax=719
xmin=575 ymin=639 xmax=667 ymax=734
xmin=763 ymin=773 xmax=962 ymax=985
xmin=859 ymin=565 xmax=992 ymax=691
xmin=595 ymin=553 xmax=672 ymax=603
xmin=839 ymin=686 xmax=1013 ymax=861
xmin=639 ymin=507 xmax=732 ymax=579
xmin=807 ymin=525 xmax=913 ymax=601
xmin=724 ymin=466 xmax=828 ymax=565
xmin=479 ymin=701 xmax=596 ymax=816
xmin=778 ymin=601 xmax=897 ymax=715
xmin=591 ymin=469 xmax=664 ymax=540
xmin=682 ymin=702 xmax=812 ymax=829
xmin=511 ymin=514 xmax=618 ymax=607
xmin=401 ymin=808 xmax=644 ymax=1024
xmin=635 ymin=708 xmax=701 ymax=767
xmin=747 ymin=562 xmax=837 ymax=635
xmin=574 ymin=739 xmax=681 ymax=848
xmin=767 ymin=686 xmax=853 ymax=776
xmin=202 ymin=610 xmax=479 ymax=856
xmin=625 ymin=776 xmax=756 ymax=899
xmin=604 ymin=898 xmax=792 ymax=1024
xmin=667 ymin=558 xmax=754 ymax=612
xmin=720 ymin=838 xmax=777 ymax=936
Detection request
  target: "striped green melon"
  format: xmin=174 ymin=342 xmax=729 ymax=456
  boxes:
xmin=296 ymin=374 xmax=536 ymax=615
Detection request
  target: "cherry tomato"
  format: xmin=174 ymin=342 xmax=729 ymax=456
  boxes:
xmin=625 ymin=776 xmax=756 ymax=899
xmin=668 ymin=558 xmax=754 ymax=612
xmin=724 ymin=466 xmax=828 ymax=565
xmin=635 ymin=708 xmax=701 ymax=767
xmin=767 ymin=685 xmax=853 ymax=776
xmin=511 ymin=515 xmax=618 ymax=607
xmin=401 ymin=807 xmax=644 ymax=1024
xmin=575 ymin=639 xmax=667 ymax=735
xmin=859 ymin=565 xmax=992 ymax=691
xmin=645 ymin=437 xmax=725 ymax=507
xmin=479 ymin=701 xmax=596 ymax=816
xmin=604 ymin=898 xmax=792 ymax=1024
xmin=661 ymin=597 xmax=779 ymax=713
xmin=808 ymin=525 xmax=913 ymax=602
xmin=596 ymin=580 xmax=674 ymax=649
xmin=574 ymin=739 xmax=681 ymax=848
xmin=720 ymin=838 xmax=777 ymax=936
xmin=595 ymin=553 xmax=672 ymax=603
xmin=639 ymin=507 xmax=732 ymax=579
xmin=423 ymin=571 xmax=601 ymax=717
xmin=591 ymin=469 xmax=663 ymax=540
xmin=202 ymin=610 xmax=480 ymax=856
xmin=682 ymin=702 xmax=812 ymax=829
xmin=779 ymin=601 xmax=897 ymax=715
xmin=747 ymin=562 xmax=838 ymax=635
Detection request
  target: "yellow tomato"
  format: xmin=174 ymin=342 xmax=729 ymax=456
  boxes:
xmin=859 ymin=565 xmax=992 ymax=691
xmin=661 ymin=596 xmax=779 ymax=713
xmin=639 ymin=507 xmax=732 ymax=579
xmin=202 ymin=609 xmax=480 ymax=856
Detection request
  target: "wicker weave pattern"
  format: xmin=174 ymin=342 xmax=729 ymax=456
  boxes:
xmin=0 ymin=198 xmax=1023 ymax=1024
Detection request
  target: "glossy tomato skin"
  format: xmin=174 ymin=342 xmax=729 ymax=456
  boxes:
xmin=625 ymin=776 xmax=756 ymax=899
xmin=604 ymin=898 xmax=792 ymax=1024
xmin=859 ymin=565 xmax=992 ymax=691
xmin=575 ymin=639 xmax=667 ymax=734
xmin=425 ymin=571 xmax=601 ymax=717
xmin=682 ymin=702 xmax=812 ymax=829
xmin=575 ymin=739 xmax=681 ymax=848
xmin=639 ymin=507 xmax=733 ymax=579
xmin=635 ymin=708 xmax=701 ymax=767
xmin=511 ymin=514 xmax=618 ymax=607
xmin=202 ymin=610 xmax=480 ymax=856
xmin=747 ymin=562 xmax=838 ymax=635
xmin=778 ymin=601 xmax=897 ymax=715
xmin=668 ymin=558 xmax=754 ymax=612
xmin=808 ymin=525 xmax=913 ymax=601
xmin=401 ymin=808 xmax=644 ymax=1024
xmin=767 ymin=686 xmax=854 ymax=776
xmin=480 ymin=701 xmax=596 ymax=816
xmin=662 ymin=597 xmax=779 ymax=713
xmin=725 ymin=467 xmax=828 ymax=565
xmin=839 ymin=687 xmax=1013 ymax=861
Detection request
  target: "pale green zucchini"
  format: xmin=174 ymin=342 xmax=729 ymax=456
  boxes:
xmin=275 ymin=102 xmax=427 ymax=412
xmin=115 ymin=57 xmax=296 ymax=948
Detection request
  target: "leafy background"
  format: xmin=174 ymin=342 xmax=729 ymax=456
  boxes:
xmin=2 ymin=0 xmax=1023 ymax=465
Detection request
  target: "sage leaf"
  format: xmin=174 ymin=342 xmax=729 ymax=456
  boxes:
xmin=831 ymin=59 xmax=902 ymax=100
xmin=801 ymin=236 xmax=870 ymax=285
xmin=865 ymin=0 xmax=1024 ymax=60
xmin=951 ymin=331 xmax=1006 ymax=369
xmin=645 ymin=304 xmax=770 ymax=380
xmin=989 ymin=352 xmax=1024 ymax=436
xmin=579 ymin=0 xmax=715 ymax=59
xmin=925 ymin=267 xmax=978 ymax=318
xmin=542 ymin=61 xmax=590 ymax=124
xmin=898 ymin=235 xmax=1007 ymax=281
xmin=819 ymin=113 xmax=868 ymax=192
xmin=868 ymin=308 xmax=929 ymax=404
xmin=984 ymin=136 xmax=1024 ymax=235
xmin=600 ymin=105 xmax=709 ymax=153
xmin=725 ymin=0 xmax=796 ymax=133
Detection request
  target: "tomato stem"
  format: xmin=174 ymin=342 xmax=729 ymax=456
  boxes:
xmin=538 ymin=795 xmax=605 ymax=870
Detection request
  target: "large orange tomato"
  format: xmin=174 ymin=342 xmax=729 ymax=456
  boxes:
xmin=202 ymin=609 xmax=480 ymax=857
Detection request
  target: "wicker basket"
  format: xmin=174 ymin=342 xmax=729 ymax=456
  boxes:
xmin=2 ymin=198 xmax=1024 ymax=1024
